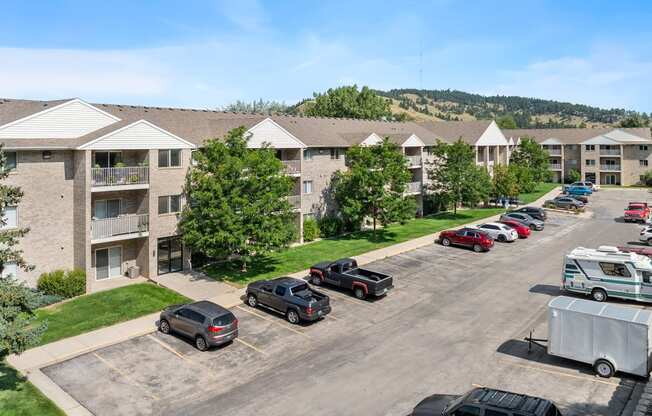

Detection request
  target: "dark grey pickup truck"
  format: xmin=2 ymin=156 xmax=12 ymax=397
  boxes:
xmin=245 ymin=277 xmax=331 ymax=324
xmin=309 ymin=258 xmax=394 ymax=300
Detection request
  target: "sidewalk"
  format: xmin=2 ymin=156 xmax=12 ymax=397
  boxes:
xmin=150 ymin=270 xmax=244 ymax=307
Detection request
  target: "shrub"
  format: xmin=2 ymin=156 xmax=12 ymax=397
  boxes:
xmin=565 ymin=168 xmax=581 ymax=184
xmin=318 ymin=215 xmax=345 ymax=238
xmin=642 ymin=170 xmax=652 ymax=186
xmin=37 ymin=269 xmax=86 ymax=299
xmin=32 ymin=291 xmax=64 ymax=308
xmin=302 ymin=218 xmax=320 ymax=242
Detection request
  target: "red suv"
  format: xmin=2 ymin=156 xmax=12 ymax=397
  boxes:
xmin=439 ymin=227 xmax=494 ymax=252
xmin=499 ymin=219 xmax=531 ymax=238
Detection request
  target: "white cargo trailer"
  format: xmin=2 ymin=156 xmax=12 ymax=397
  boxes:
xmin=547 ymin=296 xmax=652 ymax=378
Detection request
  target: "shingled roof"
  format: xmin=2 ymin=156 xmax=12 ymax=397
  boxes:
xmin=503 ymin=127 xmax=651 ymax=144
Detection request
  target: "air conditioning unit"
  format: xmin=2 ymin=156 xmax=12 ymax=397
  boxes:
xmin=127 ymin=265 xmax=140 ymax=279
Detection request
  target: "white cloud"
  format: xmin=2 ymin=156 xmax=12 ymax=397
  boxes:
xmin=215 ymin=0 xmax=267 ymax=32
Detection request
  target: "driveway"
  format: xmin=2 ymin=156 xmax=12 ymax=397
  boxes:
xmin=43 ymin=188 xmax=648 ymax=415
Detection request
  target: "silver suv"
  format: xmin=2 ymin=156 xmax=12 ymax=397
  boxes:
xmin=499 ymin=212 xmax=545 ymax=231
xmin=159 ymin=301 xmax=238 ymax=351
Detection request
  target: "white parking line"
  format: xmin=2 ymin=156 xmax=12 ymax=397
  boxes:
xmin=93 ymin=352 xmax=160 ymax=401
xmin=235 ymin=337 xmax=267 ymax=355
xmin=235 ymin=305 xmax=312 ymax=339
xmin=148 ymin=334 xmax=187 ymax=361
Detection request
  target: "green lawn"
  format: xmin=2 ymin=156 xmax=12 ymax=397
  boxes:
xmin=34 ymin=283 xmax=189 ymax=346
xmin=207 ymin=183 xmax=558 ymax=286
xmin=0 ymin=361 xmax=63 ymax=416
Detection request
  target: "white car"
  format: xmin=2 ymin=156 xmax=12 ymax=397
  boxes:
xmin=640 ymin=225 xmax=652 ymax=245
xmin=475 ymin=222 xmax=518 ymax=242
xmin=570 ymin=181 xmax=600 ymax=191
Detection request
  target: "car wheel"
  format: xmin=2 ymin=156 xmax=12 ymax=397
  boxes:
xmin=159 ymin=319 xmax=171 ymax=335
xmin=497 ymin=234 xmax=506 ymax=242
xmin=529 ymin=224 xmax=536 ymax=230
xmin=648 ymin=238 xmax=652 ymax=247
xmin=473 ymin=244 xmax=483 ymax=253
xmin=594 ymin=359 xmax=615 ymax=378
xmin=441 ymin=238 xmax=451 ymax=246
xmin=311 ymin=275 xmax=321 ymax=286
xmin=591 ymin=288 xmax=608 ymax=303
xmin=286 ymin=309 xmax=300 ymax=324
xmin=195 ymin=336 xmax=208 ymax=352
xmin=354 ymin=287 xmax=366 ymax=300
xmin=247 ymin=294 xmax=258 ymax=308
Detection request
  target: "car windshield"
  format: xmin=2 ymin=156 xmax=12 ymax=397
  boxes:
xmin=629 ymin=205 xmax=644 ymax=210
xmin=291 ymin=283 xmax=310 ymax=295
xmin=213 ymin=313 xmax=236 ymax=326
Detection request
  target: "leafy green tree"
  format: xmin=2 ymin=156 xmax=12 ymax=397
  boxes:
xmin=305 ymin=85 xmax=391 ymax=120
xmin=0 ymin=146 xmax=43 ymax=357
xmin=566 ymin=168 xmax=581 ymax=184
xmin=333 ymin=138 xmax=414 ymax=231
xmin=222 ymin=99 xmax=289 ymax=114
xmin=180 ymin=127 xmax=296 ymax=271
xmin=641 ymin=170 xmax=652 ymax=186
xmin=427 ymin=139 xmax=488 ymax=213
xmin=509 ymin=137 xmax=551 ymax=191
xmin=492 ymin=164 xmax=519 ymax=198
xmin=496 ymin=114 xmax=518 ymax=129
xmin=619 ymin=114 xmax=649 ymax=128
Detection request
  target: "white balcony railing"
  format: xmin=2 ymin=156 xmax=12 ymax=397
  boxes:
xmin=406 ymin=155 xmax=422 ymax=167
xmin=548 ymin=164 xmax=562 ymax=170
xmin=281 ymin=160 xmax=301 ymax=175
xmin=406 ymin=182 xmax=422 ymax=193
xmin=91 ymin=214 xmax=149 ymax=240
xmin=91 ymin=167 xmax=149 ymax=187
xmin=288 ymin=195 xmax=301 ymax=209
xmin=547 ymin=149 xmax=562 ymax=156
xmin=600 ymin=165 xmax=621 ymax=171
xmin=600 ymin=149 xmax=621 ymax=156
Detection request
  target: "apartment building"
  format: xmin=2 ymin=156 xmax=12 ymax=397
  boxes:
xmin=0 ymin=98 xmax=510 ymax=292
xmin=503 ymin=128 xmax=652 ymax=185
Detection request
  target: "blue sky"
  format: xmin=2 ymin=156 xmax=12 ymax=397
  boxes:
xmin=1 ymin=1 xmax=651 ymax=112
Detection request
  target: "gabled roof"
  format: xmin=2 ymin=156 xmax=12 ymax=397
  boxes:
xmin=78 ymin=120 xmax=196 ymax=150
xmin=502 ymin=127 xmax=651 ymax=145
xmin=418 ymin=120 xmax=496 ymax=145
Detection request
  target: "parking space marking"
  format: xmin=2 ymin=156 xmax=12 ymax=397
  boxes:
xmin=235 ymin=337 xmax=267 ymax=355
xmin=313 ymin=287 xmax=375 ymax=309
xmin=235 ymin=305 xmax=312 ymax=339
xmin=148 ymin=334 xmax=188 ymax=361
xmin=92 ymin=352 xmax=160 ymax=401
xmin=508 ymin=361 xmax=633 ymax=389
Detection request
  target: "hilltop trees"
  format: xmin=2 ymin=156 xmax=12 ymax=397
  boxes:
xmin=305 ymin=85 xmax=392 ymax=120
xmin=180 ymin=127 xmax=296 ymax=271
xmin=333 ymin=139 xmax=414 ymax=231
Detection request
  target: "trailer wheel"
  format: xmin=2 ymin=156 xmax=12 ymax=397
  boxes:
xmin=591 ymin=288 xmax=607 ymax=303
xmin=594 ymin=359 xmax=615 ymax=378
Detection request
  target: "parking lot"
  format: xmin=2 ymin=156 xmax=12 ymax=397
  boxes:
xmin=44 ymin=188 xmax=650 ymax=415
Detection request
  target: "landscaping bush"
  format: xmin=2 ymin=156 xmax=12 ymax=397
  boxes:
xmin=642 ymin=170 xmax=652 ymax=186
xmin=37 ymin=269 xmax=86 ymax=299
xmin=32 ymin=291 xmax=65 ymax=308
xmin=318 ymin=215 xmax=345 ymax=238
xmin=303 ymin=218 xmax=320 ymax=242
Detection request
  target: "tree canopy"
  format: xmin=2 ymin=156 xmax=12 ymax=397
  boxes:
xmin=427 ymin=139 xmax=491 ymax=213
xmin=304 ymin=85 xmax=391 ymax=120
xmin=333 ymin=139 xmax=415 ymax=231
xmin=492 ymin=164 xmax=520 ymax=198
xmin=509 ymin=137 xmax=551 ymax=192
xmin=180 ymin=127 xmax=297 ymax=271
xmin=496 ymin=114 xmax=518 ymax=129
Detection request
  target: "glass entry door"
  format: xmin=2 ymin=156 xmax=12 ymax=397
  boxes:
xmin=158 ymin=236 xmax=183 ymax=274
xmin=96 ymin=247 xmax=122 ymax=280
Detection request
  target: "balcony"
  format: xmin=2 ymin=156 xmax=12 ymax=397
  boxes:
xmin=406 ymin=182 xmax=422 ymax=194
xmin=547 ymin=148 xmax=562 ymax=156
xmin=600 ymin=149 xmax=621 ymax=156
xmin=600 ymin=164 xmax=621 ymax=171
xmin=91 ymin=214 xmax=149 ymax=243
xmin=281 ymin=160 xmax=301 ymax=176
xmin=548 ymin=164 xmax=562 ymax=170
xmin=91 ymin=167 xmax=149 ymax=191
xmin=406 ymin=155 xmax=422 ymax=167
xmin=288 ymin=195 xmax=301 ymax=210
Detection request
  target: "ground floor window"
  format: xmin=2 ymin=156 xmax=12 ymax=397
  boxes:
xmin=1 ymin=262 xmax=17 ymax=278
xmin=96 ymin=246 xmax=122 ymax=280
xmin=158 ymin=236 xmax=183 ymax=275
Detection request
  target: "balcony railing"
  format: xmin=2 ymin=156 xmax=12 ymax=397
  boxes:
xmin=91 ymin=167 xmax=149 ymax=187
xmin=600 ymin=149 xmax=621 ymax=156
xmin=547 ymin=149 xmax=562 ymax=156
xmin=91 ymin=214 xmax=149 ymax=240
xmin=600 ymin=165 xmax=621 ymax=171
xmin=288 ymin=195 xmax=301 ymax=209
xmin=548 ymin=164 xmax=562 ymax=170
xmin=406 ymin=182 xmax=422 ymax=193
xmin=281 ymin=160 xmax=301 ymax=175
xmin=406 ymin=155 xmax=422 ymax=167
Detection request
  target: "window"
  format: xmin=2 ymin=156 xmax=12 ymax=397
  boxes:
xmin=93 ymin=151 xmax=122 ymax=168
xmin=303 ymin=180 xmax=313 ymax=194
xmin=213 ymin=313 xmax=236 ymax=326
xmin=453 ymin=405 xmax=481 ymax=416
xmin=159 ymin=195 xmax=182 ymax=215
xmin=485 ymin=410 xmax=509 ymax=416
xmin=274 ymin=286 xmax=286 ymax=296
xmin=585 ymin=145 xmax=595 ymax=151
xmin=330 ymin=149 xmax=340 ymax=160
xmin=2 ymin=206 xmax=17 ymax=229
xmin=290 ymin=283 xmax=309 ymax=295
xmin=643 ymin=271 xmax=652 ymax=284
xmin=585 ymin=159 xmax=595 ymax=166
xmin=191 ymin=150 xmax=199 ymax=166
xmin=641 ymin=160 xmax=649 ymax=167
xmin=641 ymin=145 xmax=649 ymax=151
xmin=1 ymin=262 xmax=17 ymax=278
xmin=158 ymin=149 xmax=181 ymax=168
xmin=599 ymin=262 xmax=631 ymax=278
xmin=94 ymin=199 xmax=120 ymax=219
xmin=303 ymin=149 xmax=312 ymax=161
xmin=4 ymin=151 xmax=16 ymax=171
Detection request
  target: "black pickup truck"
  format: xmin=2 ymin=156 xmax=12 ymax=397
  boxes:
xmin=245 ymin=277 xmax=331 ymax=324
xmin=309 ymin=258 xmax=394 ymax=300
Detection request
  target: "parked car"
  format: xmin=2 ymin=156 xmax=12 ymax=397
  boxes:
xmin=617 ymin=245 xmax=652 ymax=258
xmin=640 ymin=225 xmax=652 ymax=245
xmin=246 ymin=277 xmax=331 ymax=324
xmin=414 ymin=387 xmax=563 ymax=416
xmin=564 ymin=184 xmax=593 ymax=196
xmin=545 ymin=196 xmax=584 ymax=210
xmin=499 ymin=212 xmax=545 ymax=231
xmin=510 ymin=206 xmax=547 ymax=221
xmin=309 ymin=258 xmax=393 ymax=299
xmin=569 ymin=181 xmax=599 ymax=191
xmin=624 ymin=202 xmax=650 ymax=223
xmin=499 ymin=219 xmax=531 ymax=238
xmin=439 ymin=227 xmax=494 ymax=252
xmin=159 ymin=301 xmax=238 ymax=351
xmin=475 ymin=222 xmax=518 ymax=242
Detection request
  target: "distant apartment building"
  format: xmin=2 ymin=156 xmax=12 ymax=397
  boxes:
xmin=503 ymin=128 xmax=652 ymax=185
xmin=0 ymin=98 xmax=513 ymax=292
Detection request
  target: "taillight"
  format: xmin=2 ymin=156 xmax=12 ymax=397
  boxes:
xmin=208 ymin=325 xmax=224 ymax=333
xmin=306 ymin=306 xmax=313 ymax=315
xmin=234 ymin=318 xmax=238 ymax=327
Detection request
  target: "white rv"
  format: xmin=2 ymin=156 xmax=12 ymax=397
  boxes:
xmin=563 ymin=246 xmax=652 ymax=304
